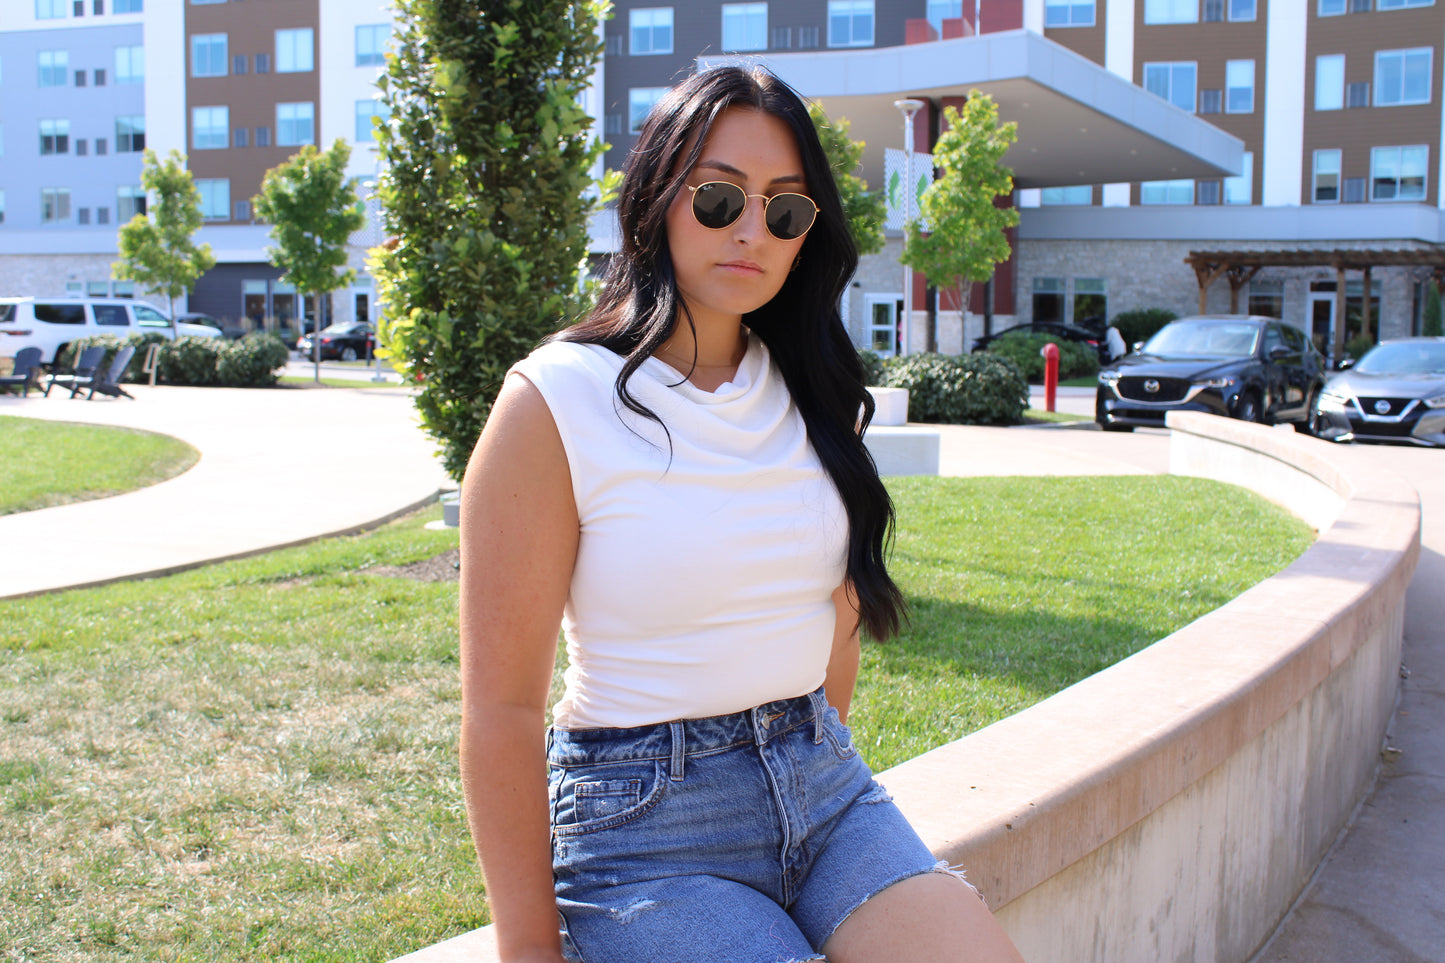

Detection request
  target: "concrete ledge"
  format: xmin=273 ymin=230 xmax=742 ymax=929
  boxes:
xmin=393 ymin=411 xmax=1419 ymax=963
xmin=866 ymin=386 xmax=910 ymax=427
xmin=863 ymin=425 xmax=941 ymax=476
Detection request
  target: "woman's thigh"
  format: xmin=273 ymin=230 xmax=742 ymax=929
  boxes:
xmin=819 ymin=872 xmax=1024 ymax=963
xmin=559 ymin=874 xmax=823 ymax=963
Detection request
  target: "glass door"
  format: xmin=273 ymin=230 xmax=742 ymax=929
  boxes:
xmin=866 ymin=294 xmax=901 ymax=356
xmin=1308 ymin=292 xmax=1336 ymax=365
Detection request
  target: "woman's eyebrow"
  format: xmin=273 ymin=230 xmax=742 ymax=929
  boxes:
xmin=695 ymin=159 xmax=806 ymax=186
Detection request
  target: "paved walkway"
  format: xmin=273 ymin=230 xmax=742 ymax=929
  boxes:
xmin=2 ymin=382 xmax=1440 ymax=960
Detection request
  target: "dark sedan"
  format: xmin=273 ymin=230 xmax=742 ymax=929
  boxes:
xmin=297 ymin=322 xmax=376 ymax=361
xmin=971 ymin=322 xmax=1107 ymax=361
xmin=1314 ymin=337 xmax=1445 ymax=447
xmin=1095 ymin=316 xmax=1326 ymax=433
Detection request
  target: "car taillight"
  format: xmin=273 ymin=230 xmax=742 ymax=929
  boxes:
xmin=0 ymin=330 xmax=32 ymax=336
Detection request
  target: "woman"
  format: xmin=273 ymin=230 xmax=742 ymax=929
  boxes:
xmin=459 ymin=66 xmax=1024 ymax=963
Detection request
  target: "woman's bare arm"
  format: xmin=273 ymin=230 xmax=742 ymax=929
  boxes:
xmin=458 ymin=373 xmax=578 ymax=963
xmin=824 ymin=581 xmax=862 ymax=723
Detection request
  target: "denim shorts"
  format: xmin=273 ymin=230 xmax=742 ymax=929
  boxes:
xmin=547 ymin=687 xmax=943 ymax=962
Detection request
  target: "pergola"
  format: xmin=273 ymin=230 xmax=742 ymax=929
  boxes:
xmin=1185 ymin=248 xmax=1445 ymax=361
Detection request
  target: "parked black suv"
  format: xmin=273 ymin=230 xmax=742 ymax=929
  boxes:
xmin=1095 ymin=316 xmax=1325 ymax=433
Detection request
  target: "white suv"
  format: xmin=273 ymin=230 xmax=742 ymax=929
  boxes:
xmin=0 ymin=297 xmax=221 ymax=364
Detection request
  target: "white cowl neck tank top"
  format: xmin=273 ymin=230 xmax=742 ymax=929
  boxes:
xmin=510 ymin=333 xmax=849 ymax=729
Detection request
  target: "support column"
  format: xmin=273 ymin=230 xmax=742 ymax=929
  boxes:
xmin=1334 ymin=263 xmax=1348 ymax=366
xmin=1361 ymin=265 xmax=1373 ymax=342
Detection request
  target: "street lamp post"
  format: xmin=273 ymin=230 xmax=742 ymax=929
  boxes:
xmin=894 ymin=98 xmax=924 ymax=357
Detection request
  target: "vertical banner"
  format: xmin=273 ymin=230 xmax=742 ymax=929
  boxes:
xmin=884 ymin=147 xmax=934 ymax=232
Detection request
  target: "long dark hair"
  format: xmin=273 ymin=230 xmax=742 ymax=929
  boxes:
xmin=556 ymin=65 xmax=905 ymax=641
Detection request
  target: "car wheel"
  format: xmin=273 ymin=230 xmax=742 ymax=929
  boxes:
xmin=1234 ymin=391 xmax=1262 ymax=423
xmin=1295 ymin=389 xmax=1320 ymax=435
xmin=341 ymin=346 xmax=359 ymax=362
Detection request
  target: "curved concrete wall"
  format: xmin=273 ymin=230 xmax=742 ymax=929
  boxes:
xmin=394 ymin=411 xmax=1419 ymax=963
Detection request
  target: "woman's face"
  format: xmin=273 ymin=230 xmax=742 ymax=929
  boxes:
xmin=664 ymin=106 xmax=811 ymax=330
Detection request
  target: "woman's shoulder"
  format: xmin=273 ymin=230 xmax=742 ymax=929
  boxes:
xmin=511 ymin=338 xmax=625 ymax=386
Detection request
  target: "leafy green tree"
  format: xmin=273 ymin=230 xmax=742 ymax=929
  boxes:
xmin=809 ymin=102 xmax=886 ymax=257
xmin=1424 ymin=280 xmax=1443 ymax=337
xmin=113 ymin=149 xmax=217 ymax=331
xmin=252 ymin=139 xmax=366 ymax=381
xmin=901 ymin=94 xmax=1018 ymax=342
xmin=370 ymin=0 xmax=608 ymax=482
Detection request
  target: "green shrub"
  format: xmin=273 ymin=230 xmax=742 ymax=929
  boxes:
xmin=882 ymin=352 xmax=1028 ymax=425
xmin=158 ymin=337 xmax=224 ymax=386
xmin=983 ymin=332 xmax=1099 ymax=382
xmin=1423 ymin=281 xmax=1442 ymax=337
xmin=1112 ymin=308 xmax=1178 ymax=347
xmin=216 ymin=333 xmax=290 ymax=387
xmin=1345 ymin=334 xmax=1375 ymax=362
xmin=858 ymin=349 xmax=887 ymax=387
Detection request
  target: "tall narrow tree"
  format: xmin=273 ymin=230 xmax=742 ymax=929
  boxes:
xmin=809 ymin=102 xmax=886 ymax=257
xmin=370 ymin=0 xmax=609 ymax=481
xmin=113 ymin=149 xmax=217 ymax=331
xmin=901 ymin=94 xmax=1019 ymax=343
xmin=253 ymin=139 xmax=366 ymax=383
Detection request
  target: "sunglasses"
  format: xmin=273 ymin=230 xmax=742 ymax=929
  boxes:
xmin=686 ymin=182 xmax=819 ymax=241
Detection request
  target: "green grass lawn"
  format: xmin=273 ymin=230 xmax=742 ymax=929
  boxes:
xmin=0 ymin=478 xmax=1313 ymax=960
xmin=276 ymin=375 xmax=408 ymax=389
xmin=0 ymin=416 xmax=199 ymax=515
xmin=1023 ymin=408 xmax=1091 ymax=424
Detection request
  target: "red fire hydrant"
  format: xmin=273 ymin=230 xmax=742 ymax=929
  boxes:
xmin=1041 ymin=342 xmax=1059 ymax=412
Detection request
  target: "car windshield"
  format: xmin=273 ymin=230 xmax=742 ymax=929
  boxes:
xmin=1143 ymin=321 xmax=1259 ymax=358
xmin=1355 ymin=341 xmax=1445 ymax=375
xmin=319 ymin=323 xmax=356 ymax=334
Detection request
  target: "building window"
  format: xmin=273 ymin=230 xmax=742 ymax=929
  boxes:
xmin=1315 ymin=54 xmax=1344 ymax=110
xmin=1074 ymin=279 xmax=1107 ymax=325
xmin=1033 ymin=278 xmax=1065 ymax=324
xmin=254 ymin=53 xmax=270 ymax=73
xmin=75 ymin=137 xmax=87 ymax=155
xmin=1375 ymin=49 xmax=1432 ymax=106
xmin=233 ymin=126 xmax=248 ymax=147
xmin=74 ymin=69 xmax=86 ymax=87
xmin=1141 ymin=179 xmax=1194 ymax=204
xmin=115 ymin=0 xmax=141 ymax=10
xmin=1314 ymin=149 xmax=1341 ymax=202
xmin=41 ymin=188 xmax=72 ymax=223
xmin=116 ymin=45 xmax=143 ymax=83
xmin=356 ymin=24 xmax=389 ymax=66
xmin=1318 ymin=0 xmax=1346 ymax=12
xmin=233 ymin=55 xmax=247 ymax=74
xmin=77 ymin=207 xmax=91 ymax=225
xmin=276 ymin=28 xmax=314 ymax=73
xmin=96 ymin=206 xmax=109 ymax=224
xmin=771 ymin=25 xmax=792 ymax=47
xmin=38 ymin=50 xmax=69 ymax=87
xmin=1040 ymin=185 xmax=1092 ymax=204
xmin=1229 ymin=0 xmax=1256 ymax=19
xmin=629 ymin=87 xmax=667 ymax=133
xmin=928 ymin=0 xmax=964 ymax=32
xmin=798 ymin=25 xmax=820 ymax=47
xmin=1045 ymin=0 xmax=1095 ymax=26
xmin=191 ymin=0 xmax=225 ymax=4
xmin=117 ymin=185 xmax=145 ymax=220
xmin=1335 ymin=177 xmax=1359 ymax=202
xmin=1225 ymin=151 xmax=1252 ymax=204
xmin=1378 ymin=0 xmax=1432 ymax=8
xmin=629 ymin=8 xmax=673 ymax=55
xmin=722 ymin=4 xmax=767 ymax=51
xmin=1199 ymin=89 xmax=1222 ymax=113
xmin=356 ymin=99 xmax=383 ymax=142
xmin=94 ymin=67 xmax=105 ymax=85
xmin=116 ymin=115 xmax=144 ymax=152
xmin=87 ymin=281 xmax=110 ymax=297
xmin=192 ymin=106 xmax=228 ymax=150
xmin=39 ymin=119 xmax=70 ymax=155
xmin=828 ymin=0 xmax=875 ymax=47
xmin=95 ymin=137 xmax=107 ymax=154
xmin=1371 ymin=145 xmax=1428 ymax=201
xmin=1203 ymin=0 xmax=1224 ymax=20
xmin=1248 ymin=280 xmax=1283 ymax=318
xmin=1143 ymin=0 xmax=1197 ymax=23
xmin=234 ymin=200 xmax=251 ymax=222
xmin=255 ymin=125 xmax=271 ymax=147
xmin=1225 ymin=60 xmax=1254 ymax=113
xmin=191 ymin=33 xmax=227 ymax=77
xmin=36 ymin=0 xmax=67 ymax=19
xmin=1346 ymin=82 xmax=1370 ymax=108
xmin=196 ymin=179 xmax=229 ymax=220
xmin=277 ymin=102 xmax=315 ymax=146
xmin=1196 ymin=180 xmax=1222 ymax=205
xmin=1144 ymin=62 xmax=1197 ymax=112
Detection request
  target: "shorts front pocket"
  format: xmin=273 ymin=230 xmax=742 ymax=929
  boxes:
xmin=552 ymin=760 xmax=667 ymax=836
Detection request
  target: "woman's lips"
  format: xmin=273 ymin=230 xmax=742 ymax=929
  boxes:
xmin=718 ymin=260 xmax=763 ymax=275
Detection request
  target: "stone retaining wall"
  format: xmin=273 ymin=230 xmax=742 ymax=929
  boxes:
xmin=395 ymin=412 xmax=1419 ymax=963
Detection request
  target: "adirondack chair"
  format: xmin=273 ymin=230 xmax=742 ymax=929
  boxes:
xmin=87 ymin=346 xmax=137 ymax=400
xmin=44 ymin=345 xmax=108 ymax=398
xmin=0 ymin=347 xmax=43 ymax=397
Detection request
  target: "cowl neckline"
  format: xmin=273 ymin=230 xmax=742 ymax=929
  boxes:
xmin=640 ymin=332 xmax=767 ymax=406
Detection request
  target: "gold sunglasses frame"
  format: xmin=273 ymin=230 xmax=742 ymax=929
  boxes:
xmin=686 ymin=182 xmax=820 ymax=241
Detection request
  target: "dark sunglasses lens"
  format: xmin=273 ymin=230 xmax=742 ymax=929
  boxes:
xmin=692 ymin=183 xmax=746 ymax=229
xmin=766 ymin=194 xmax=816 ymax=240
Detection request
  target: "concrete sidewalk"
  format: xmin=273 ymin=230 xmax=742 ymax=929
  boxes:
xmin=0 ymin=382 xmax=453 ymax=598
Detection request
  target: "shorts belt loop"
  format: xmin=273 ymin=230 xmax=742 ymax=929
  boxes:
xmin=669 ymin=721 xmax=686 ymax=782
xmin=808 ymin=688 xmax=828 ymax=745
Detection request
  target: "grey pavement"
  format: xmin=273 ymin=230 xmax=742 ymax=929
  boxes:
xmin=2 ymin=379 xmax=1441 ymax=961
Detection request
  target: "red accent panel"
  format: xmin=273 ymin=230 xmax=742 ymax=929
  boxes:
xmin=905 ymin=18 xmax=939 ymax=44
xmin=980 ymin=0 xmax=1023 ymax=32
xmin=942 ymin=17 xmax=974 ymax=39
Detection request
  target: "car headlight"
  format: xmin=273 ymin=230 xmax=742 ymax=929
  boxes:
xmin=1318 ymin=388 xmax=1350 ymax=411
xmin=1098 ymin=371 xmax=1119 ymax=386
xmin=1424 ymin=393 xmax=1445 ymax=409
xmin=1194 ymin=377 xmax=1236 ymax=388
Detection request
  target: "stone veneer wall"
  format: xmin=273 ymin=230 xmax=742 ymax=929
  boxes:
xmin=0 ymin=254 xmax=166 ymax=304
xmin=852 ymin=238 xmax=1016 ymax=355
xmin=1017 ymin=238 xmax=1422 ymax=339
